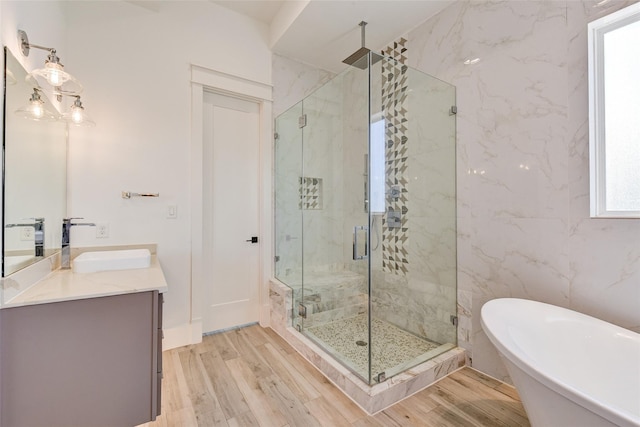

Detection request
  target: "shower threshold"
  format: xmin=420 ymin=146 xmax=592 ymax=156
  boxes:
xmin=269 ymin=280 xmax=465 ymax=414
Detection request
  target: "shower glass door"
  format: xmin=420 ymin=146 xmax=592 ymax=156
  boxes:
xmin=297 ymin=54 xmax=373 ymax=383
xmin=369 ymin=57 xmax=458 ymax=381
xmin=274 ymin=101 xmax=303 ymax=304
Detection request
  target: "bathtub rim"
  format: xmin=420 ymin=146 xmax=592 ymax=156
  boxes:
xmin=481 ymin=297 xmax=640 ymax=427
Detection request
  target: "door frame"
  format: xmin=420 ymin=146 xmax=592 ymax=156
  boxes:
xmin=190 ymin=65 xmax=273 ymax=344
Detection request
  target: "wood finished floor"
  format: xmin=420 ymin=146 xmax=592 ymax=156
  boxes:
xmin=138 ymin=324 xmax=530 ymax=427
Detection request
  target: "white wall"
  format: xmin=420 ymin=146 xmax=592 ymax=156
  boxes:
xmin=408 ymin=0 xmax=640 ymax=381
xmin=63 ymin=1 xmax=271 ymax=347
xmin=1 ymin=1 xmax=67 ymax=79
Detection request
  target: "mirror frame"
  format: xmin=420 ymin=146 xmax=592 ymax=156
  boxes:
xmin=588 ymin=2 xmax=640 ymax=218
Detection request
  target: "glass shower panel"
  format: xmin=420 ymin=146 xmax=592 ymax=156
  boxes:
xmin=299 ymin=59 xmax=372 ymax=382
xmin=369 ymin=58 xmax=457 ymax=380
xmin=274 ymin=52 xmax=457 ymax=386
xmin=274 ymin=101 xmax=303 ymax=322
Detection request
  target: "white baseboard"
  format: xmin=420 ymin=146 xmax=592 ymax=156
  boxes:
xmin=163 ymin=320 xmax=202 ymax=351
xmin=260 ymin=302 xmax=271 ymax=328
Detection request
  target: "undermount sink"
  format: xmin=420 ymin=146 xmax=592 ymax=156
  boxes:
xmin=72 ymin=249 xmax=151 ymax=273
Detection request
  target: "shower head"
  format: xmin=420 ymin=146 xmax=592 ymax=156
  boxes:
xmin=342 ymin=21 xmax=382 ymax=70
xmin=342 ymin=47 xmax=372 ymax=70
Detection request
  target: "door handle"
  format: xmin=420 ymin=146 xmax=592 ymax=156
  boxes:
xmin=353 ymin=226 xmax=368 ymax=260
xmin=246 ymin=236 xmax=259 ymax=243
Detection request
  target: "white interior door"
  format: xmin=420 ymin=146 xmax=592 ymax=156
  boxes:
xmin=202 ymin=91 xmax=260 ymax=333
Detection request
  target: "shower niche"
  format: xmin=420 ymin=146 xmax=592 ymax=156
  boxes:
xmin=274 ymin=51 xmax=458 ymax=386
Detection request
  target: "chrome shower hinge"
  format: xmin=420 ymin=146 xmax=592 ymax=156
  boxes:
xmin=298 ymin=303 xmax=307 ymax=319
xmin=450 ymin=315 xmax=458 ymax=326
xmin=298 ymin=114 xmax=307 ymax=128
xmin=449 ymin=106 xmax=458 ymax=116
xmin=274 ymin=132 xmax=279 ymax=140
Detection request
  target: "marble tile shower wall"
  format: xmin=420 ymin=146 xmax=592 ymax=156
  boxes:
xmin=273 ymin=55 xmax=335 ymax=282
xmin=274 ymin=59 xmax=344 ymax=283
xmin=408 ymin=0 xmax=640 ymax=381
xmin=373 ymin=69 xmax=457 ymax=346
xmin=302 ymin=76 xmax=347 ymax=273
xmin=367 ymin=41 xmax=458 ymax=347
xmin=272 ymin=54 xmax=335 ymax=118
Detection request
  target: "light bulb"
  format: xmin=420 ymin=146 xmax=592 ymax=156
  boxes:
xmin=45 ymin=62 xmax=64 ymax=86
xmin=32 ymin=102 xmax=44 ymax=118
xmin=48 ymin=69 xmax=62 ymax=86
xmin=63 ymin=97 xmax=94 ymax=127
xmin=71 ymin=106 xmax=84 ymax=124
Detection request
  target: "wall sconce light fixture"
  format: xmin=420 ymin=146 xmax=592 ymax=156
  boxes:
xmin=17 ymin=29 xmax=95 ymax=126
xmin=18 ymin=29 xmax=82 ymax=96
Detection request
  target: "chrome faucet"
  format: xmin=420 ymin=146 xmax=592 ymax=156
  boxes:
xmin=6 ymin=217 xmax=45 ymax=256
xmin=61 ymin=218 xmax=96 ymax=269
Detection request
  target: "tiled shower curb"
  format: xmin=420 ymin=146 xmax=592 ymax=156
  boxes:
xmin=269 ymin=280 xmax=466 ymax=414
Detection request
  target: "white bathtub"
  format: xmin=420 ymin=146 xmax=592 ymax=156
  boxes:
xmin=481 ymin=298 xmax=640 ymax=427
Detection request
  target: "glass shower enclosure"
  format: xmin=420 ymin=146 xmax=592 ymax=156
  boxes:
xmin=275 ymin=52 xmax=457 ymax=385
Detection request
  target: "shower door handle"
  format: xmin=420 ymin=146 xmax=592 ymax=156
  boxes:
xmin=353 ymin=226 xmax=368 ymax=260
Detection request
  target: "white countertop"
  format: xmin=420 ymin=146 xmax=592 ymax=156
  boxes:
xmin=2 ymin=255 xmax=168 ymax=308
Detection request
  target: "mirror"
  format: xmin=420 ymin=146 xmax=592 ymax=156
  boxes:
xmin=2 ymin=47 xmax=67 ymax=276
xmin=588 ymin=3 xmax=640 ymax=218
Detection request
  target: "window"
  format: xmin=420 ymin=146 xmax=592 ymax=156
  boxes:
xmin=588 ymin=3 xmax=640 ymax=217
xmin=370 ymin=117 xmax=386 ymax=214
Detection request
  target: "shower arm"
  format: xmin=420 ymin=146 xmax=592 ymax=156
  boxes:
xmin=360 ymin=21 xmax=367 ymax=48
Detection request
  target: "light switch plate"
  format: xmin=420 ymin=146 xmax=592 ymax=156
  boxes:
xmin=167 ymin=205 xmax=178 ymax=219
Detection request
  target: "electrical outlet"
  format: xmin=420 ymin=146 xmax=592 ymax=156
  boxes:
xmin=20 ymin=227 xmax=34 ymax=241
xmin=96 ymin=223 xmax=109 ymax=239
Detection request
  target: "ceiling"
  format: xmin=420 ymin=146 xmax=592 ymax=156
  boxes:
xmin=212 ymin=0 xmax=285 ymax=24
xmin=211 ymin=0 xmax=453 ymax=74
xmin=62 ymin=1 xmax=452 ymax=75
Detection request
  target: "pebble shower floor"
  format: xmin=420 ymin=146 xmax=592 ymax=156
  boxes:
xmin=306 ymin=314 xmax=440 ymax=381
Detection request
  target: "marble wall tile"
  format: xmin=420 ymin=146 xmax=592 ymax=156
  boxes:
xmin=273 ymin=55 xmax=342 ymax=280
xmin=272 ymin=54 xmax=335 ymax=117
xmin=411 ymin=1 xmax=570 ymax=221
xmin=457 ymin=289 xmax=473 ymax=352
xmin=569 ymin=219 xmax=640 ymax=331
xmin=408 ymin=0 xmax=640 ymax=382
xmin=459 ymin=217 xmax=571 ymax=304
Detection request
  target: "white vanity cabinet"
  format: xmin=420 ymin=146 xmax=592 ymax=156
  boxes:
xmin=0 ymin=290 xmax=163 ymax=427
